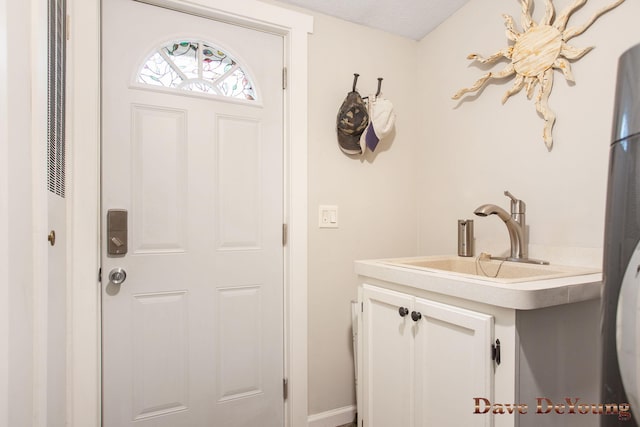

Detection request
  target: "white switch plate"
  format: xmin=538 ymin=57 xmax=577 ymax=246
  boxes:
xmin=319 ymin=205 xmax=338 ymax=228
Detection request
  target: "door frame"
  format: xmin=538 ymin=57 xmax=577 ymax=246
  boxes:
xmin=67 ymin=1 xmax=313 ymax=426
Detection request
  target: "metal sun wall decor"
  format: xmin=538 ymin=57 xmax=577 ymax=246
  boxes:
xmin=452 ymin=0 xmax=626 ymax=151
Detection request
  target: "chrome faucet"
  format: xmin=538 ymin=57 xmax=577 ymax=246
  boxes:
xmin=474 ymin=191 xmax=548 ymax=265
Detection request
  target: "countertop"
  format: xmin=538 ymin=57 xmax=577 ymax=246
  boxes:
xmin=355 ymin=256 xmax=602 ymax=310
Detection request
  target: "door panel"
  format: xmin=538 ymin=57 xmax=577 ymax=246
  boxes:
xmin=360 ymin=285 xmax=494 ymax=427
xmin=131 ymin=291 xmax=189 ymax=420
xmin=130 ymin=105 xmax=188 ymax=253
xmin=413 ymin=298 xmax=493 ymax=427
xmin=101 ymin=1 xmax=284 ymax=425
xmin=47 ymin=193 xmax=66 ymax=427
xmin=216 ymin=116 xmax=262 ymax=249
xmin=361 ymin=284 xmax=413 ymax=427
xmin=46 ymin=0 xmax=68 ymax=422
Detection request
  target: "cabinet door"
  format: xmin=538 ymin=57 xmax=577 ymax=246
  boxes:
xmin=413 ymin=297 xmax=494 ymax=427
xmin=361 ymin=284 xmax=414 ymax=427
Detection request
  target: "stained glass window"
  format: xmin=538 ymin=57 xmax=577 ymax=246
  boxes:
xmin=137 ymin=40 xmax=256 ymax=101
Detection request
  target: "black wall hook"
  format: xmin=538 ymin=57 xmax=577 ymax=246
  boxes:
xmin=352 ymin=73 xmax=360 ymax=92
xmin=350 ymin=74 xmax=384 ymax=99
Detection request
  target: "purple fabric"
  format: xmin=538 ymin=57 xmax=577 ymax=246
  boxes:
xmin=365 ymin=123 xmax=379 ymax=152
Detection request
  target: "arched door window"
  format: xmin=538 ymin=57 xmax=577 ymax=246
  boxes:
xmin=137 ymin=40 xmax=257 ymax=101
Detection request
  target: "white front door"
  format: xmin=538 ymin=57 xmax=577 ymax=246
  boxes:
xmin=101 ymin=1 xmax=284 ymax=425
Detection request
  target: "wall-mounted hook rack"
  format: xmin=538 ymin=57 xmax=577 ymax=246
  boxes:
xmin=353 ymin=75 xmax=385 ymax=102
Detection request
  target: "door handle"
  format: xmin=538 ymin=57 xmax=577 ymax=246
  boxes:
xmin=108 ymin=268 xmax=127 ymax=285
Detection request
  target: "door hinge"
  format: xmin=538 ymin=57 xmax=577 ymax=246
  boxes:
xmin=282 ymin=223 xmax=288 ymax=246
xmin=282 ymin=67 xmax=287 ymax=90
xmin=98 ymin=267 xmax=102 ymax=283
xmin=361 ymin=302 xmax=363 ymax=313
xmin=492 ymin=339 xmax=501 ymax=365
xmin=283 ymin=378 xmax=288 ymax=400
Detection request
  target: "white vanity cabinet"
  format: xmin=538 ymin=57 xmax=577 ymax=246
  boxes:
xmin=359 ymin=284 xmax=494 ymax=427
xmin=356 ymin=257 xmax=602 ymax=427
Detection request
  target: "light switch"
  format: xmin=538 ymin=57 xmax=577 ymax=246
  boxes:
xmin=319 ymin=205 xmax=338 ymax=228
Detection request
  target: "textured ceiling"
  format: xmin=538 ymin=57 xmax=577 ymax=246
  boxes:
xmin=274 ymin=0 xmax=470 ymax=40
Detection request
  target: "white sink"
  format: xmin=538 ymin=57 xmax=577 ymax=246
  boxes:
xmin=381 ymin=255 xmax=599 ymax=284
xmin=356 ymin=255 xmax=602 ymax=309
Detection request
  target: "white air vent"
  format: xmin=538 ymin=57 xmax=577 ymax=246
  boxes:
xmin=47 ymin=0 xmax=66 ymax=197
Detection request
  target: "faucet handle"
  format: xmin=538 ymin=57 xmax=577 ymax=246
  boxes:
xmin=504 ymin=190 xmax=526 ymax=213
xmin=504 ymin=190 xmax=517 ymax=202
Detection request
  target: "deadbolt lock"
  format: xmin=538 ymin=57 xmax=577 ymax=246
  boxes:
xmin=107 ymin=209 xmax=128 ymax=255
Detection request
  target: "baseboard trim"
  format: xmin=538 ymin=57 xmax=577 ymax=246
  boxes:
xmin=307 ymin=405 xmax=356 ymax=427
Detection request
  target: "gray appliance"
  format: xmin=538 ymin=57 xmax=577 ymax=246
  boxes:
xmin=602 ymin=43 xmax=640 ymax=427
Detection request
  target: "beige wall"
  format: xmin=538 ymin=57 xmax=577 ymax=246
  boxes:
xmin=416 ymin=0 xmax=640 ymax=264
xmin=305 ymin=12 xmax=420 ymax=415
xmin=268 ymin=0 xmax=640 ymax=418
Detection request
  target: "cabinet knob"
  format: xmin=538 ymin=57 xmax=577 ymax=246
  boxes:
xmin=398 ymin=307 xmax=409 ymax=317
xmin=411 ymin=311 xmax=422 ymax=322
